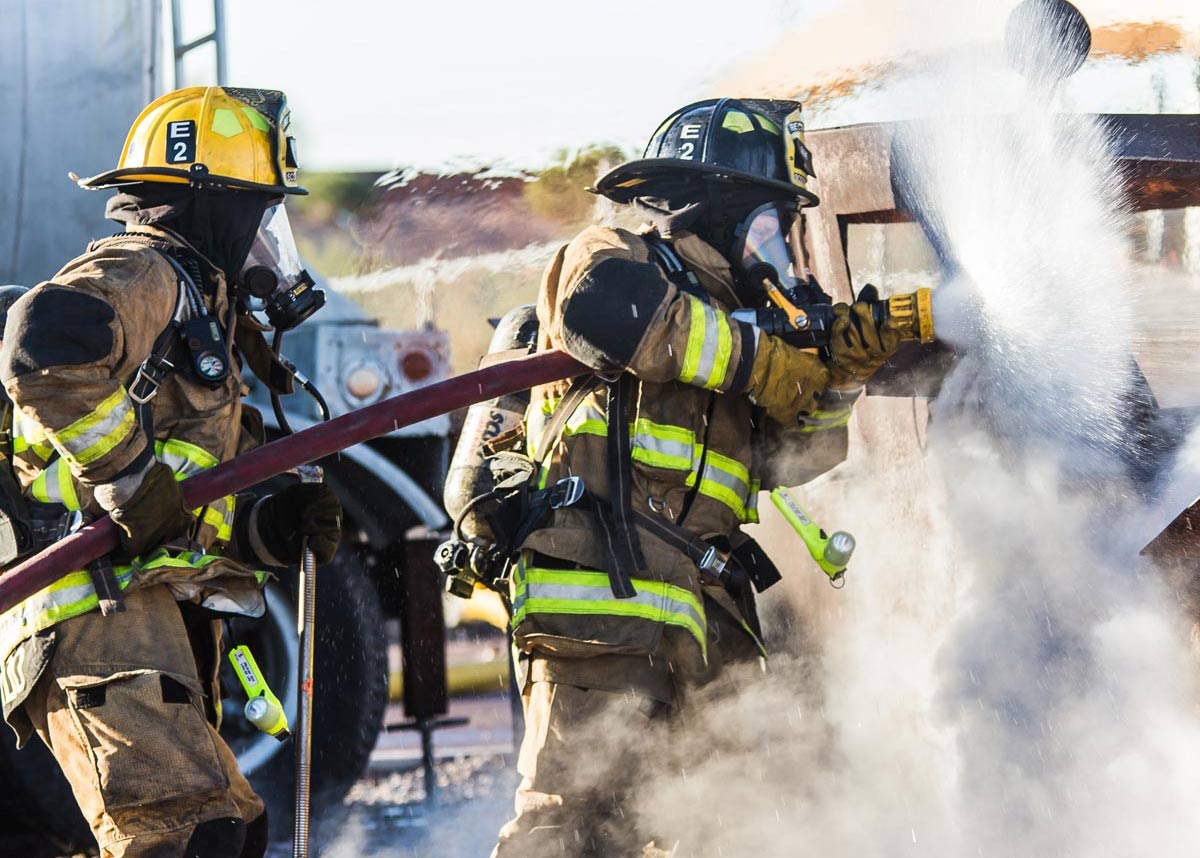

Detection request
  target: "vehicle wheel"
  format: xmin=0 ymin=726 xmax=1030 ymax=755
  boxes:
xmin=221 ymin=547 xmax=388 ymax=837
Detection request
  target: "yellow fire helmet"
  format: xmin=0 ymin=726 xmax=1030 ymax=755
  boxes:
xmin=77 ymin=86 xmax=307 ymax=195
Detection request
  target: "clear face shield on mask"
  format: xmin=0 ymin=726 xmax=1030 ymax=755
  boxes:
xmin=239 ymin=203 xmax=325 ymax=330
xmin=731 ymin=202 xmax=824 ymax=304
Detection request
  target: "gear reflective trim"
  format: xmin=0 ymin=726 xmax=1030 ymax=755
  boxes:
xmin=799 ymin=405 xmax=852 ymax=434
xmin=631 ymin=419 xmax=694 ymax=471
xmin=0 ymin=566 xmax=136 ymax=667
xmin=686 ymin=448 xmax=751 ymax=517
xmin=156 ymin=438 xmax=220 ymax=477
xmin=11 ymin=412 xmax=53 ymax=463
xmin=30 ymin=458 xmax=81 ymax=511
xmin=512 ymin=564 xmax=707 ymax=662
xmin=154 ymin=439 xmax=233 ymax=542
xmin=741 ymin=478 xmax=762 ymax=524
xmin=48 ymin=388 xmax=136 ymax=468
xmin=678 ymin=295 xmax=733 ymax=391
xmin=197 ymin=495 xmax=236 ymax=543
xmin=531 ymin=399 xmax=695 ymax=473
xmin=563 ymin=404 xmax=607 ymax=441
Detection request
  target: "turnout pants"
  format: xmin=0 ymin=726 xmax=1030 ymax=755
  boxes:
xmin=493 ymin=593 xmax=762 ymax=857
xmin=19 ymin=585 xmax=265 ymax=857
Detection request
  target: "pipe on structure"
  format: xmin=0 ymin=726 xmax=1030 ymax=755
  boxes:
xmin=0 ymin=349 xmax=586 ymax=616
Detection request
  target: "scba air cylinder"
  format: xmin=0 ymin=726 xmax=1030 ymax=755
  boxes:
xmin=443 ymin=304 xmax=539 ymax=541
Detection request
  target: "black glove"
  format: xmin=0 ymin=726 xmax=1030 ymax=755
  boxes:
xmin=108 ymin=461 xmax=194 ymax=559
xmin=253 ymin=482 xmax=342 ymax=566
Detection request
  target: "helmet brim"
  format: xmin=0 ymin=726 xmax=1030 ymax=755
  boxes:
xmin=76 ymin=167 xmax=308 ymax=196
xmin=593 ymin=158 xmax=819 ymax=208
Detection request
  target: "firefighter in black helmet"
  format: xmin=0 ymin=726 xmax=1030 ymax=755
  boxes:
xmin=489 ymin=98 xmax=901 ymax=856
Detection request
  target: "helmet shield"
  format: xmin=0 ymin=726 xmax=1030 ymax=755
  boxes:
xmin=732 ymin=203 xmax=805 ymax=296
xmin=239 ymin=204 xmax=324 ymax=329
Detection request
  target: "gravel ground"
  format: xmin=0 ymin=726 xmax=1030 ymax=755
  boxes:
xmin=267 ymin=754 xmax=520 ymax=857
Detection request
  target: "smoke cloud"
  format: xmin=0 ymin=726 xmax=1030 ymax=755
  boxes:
xmin=621 ymin=2 xmax=1200 ymax=857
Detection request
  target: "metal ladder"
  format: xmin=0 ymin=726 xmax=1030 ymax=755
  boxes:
xmin=166 ymin=0 xmax=227 ymax=88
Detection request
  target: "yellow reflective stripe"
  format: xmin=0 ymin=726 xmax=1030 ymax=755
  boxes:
xmin=151 ymin=438 xmax=231 ymax=541
xmin=0 ymin=566 xmax=135 ymax=656
xmin=29 ymin=470 xmax=50 ymax=503
xmin=741 ymin=478 xmax=762 ymax=524
xmin=526 ymin=395 xmax=556 ymax=461
xmin=686 ymin=448 xmax=751 ymax=517
xmin=156 ymin=438 xmax=220 ymax=476
xmin=709 ymin=311 xmax=733 ymax=390
xmin=514 ymin=566 xmax=707 ymax=661
xmin=1 ymin=547 xmax=271 ymax=659
xmin=197 ymin=495 xmax=235 ymax=543
xmin=677 ymin=296 xmax=733 ymax=391
xmin=563 ymin=404 xmax=607 ymax=440
xmin=29 ymin=458 xmax=81 ymax=511
xmin=800 ymin=406 xmax=852 ymax=434
xmin=13 ymin=413 xmax=53 ymax=462
xmin=49 ymin=388 xmax=136 ymax=467
xmin=679 ymin=296 xmax=708 ymax=384
xmin=57 ymin=458 xmax=78 ymax=510
xmin=631 ymin=418 xmax=693 ymax=471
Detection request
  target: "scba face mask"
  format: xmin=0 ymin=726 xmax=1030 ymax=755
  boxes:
xmin=731 ymin=202 xmax=825 ymax=304
xmin=240 ymin=203 xmax=325 ymax=330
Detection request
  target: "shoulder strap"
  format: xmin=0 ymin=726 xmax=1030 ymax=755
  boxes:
xmin=645 ymin=236 xmax=710 ymax=304
xmin=533 ymin=374 xmax=597 ymax=463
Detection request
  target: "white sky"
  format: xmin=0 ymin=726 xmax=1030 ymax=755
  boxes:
xmin=195 ymin=0 xmax=1200 ymax=173
xmin=215 ymin=0 xmax=837 ymax=172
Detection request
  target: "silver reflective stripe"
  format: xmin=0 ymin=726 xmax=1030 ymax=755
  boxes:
xmin=632 ymin=432 xmax=692 ymax=470
xmin=525 ymin=581 xmax=704 ymax=630
xmin=156 ymin=439 xmax=219 ymax=477
xmin=698 ymin=458 xmax=748 ymax=496
xmin=49 ymin=389 xmax=136 ymax=467
xmin=691 ymin=301 xmax=725 ymax=388
xmin=564 ymin=404 xmax=607 ymax=436
xmin=30 ymin=457 xmax=80 ymax=510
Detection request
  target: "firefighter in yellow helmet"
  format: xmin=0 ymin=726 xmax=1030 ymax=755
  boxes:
xmin=488 ymin=99 xmax=901 ymax=856
xmin=0 ymin=87 xmax=341 ymax=857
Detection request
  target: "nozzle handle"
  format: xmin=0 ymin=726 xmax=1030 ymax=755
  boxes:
xmin=731 ymin=287 xmax=934 ymax=349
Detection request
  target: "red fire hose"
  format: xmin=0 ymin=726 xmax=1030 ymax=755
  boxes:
xmin=0 ymin=349 xmax=586 ymax=616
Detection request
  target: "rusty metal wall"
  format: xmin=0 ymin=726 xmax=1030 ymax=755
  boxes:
xmin=0 ymin=0 xmax=158 ymax=287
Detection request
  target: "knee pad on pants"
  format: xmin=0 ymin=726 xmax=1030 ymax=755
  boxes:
xmin=183 ymin=816 xmax=246 ymax=857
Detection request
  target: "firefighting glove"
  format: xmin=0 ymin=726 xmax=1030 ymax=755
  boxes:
xmin=251 ymin=482 xmax=342 ymax=567
xmin=826 ymin=293 xmax=902 ymax=388
xmin=746 ymin=334 xmax=831 ymax=425
xmin=104 ymin=461 xmax=194 ymax=559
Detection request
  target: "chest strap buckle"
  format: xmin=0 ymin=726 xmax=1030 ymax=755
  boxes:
xmin=698 ymin=545 xmax=729 ymax=577
xmin=128 ymin=352 xmax=176 ymax=405
xmin=546 ymin=475 xmax=585 ymax=510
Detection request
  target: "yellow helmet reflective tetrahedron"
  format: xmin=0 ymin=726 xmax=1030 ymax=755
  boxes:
xmin=77 ymin=86 xmax=307 ymax=195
